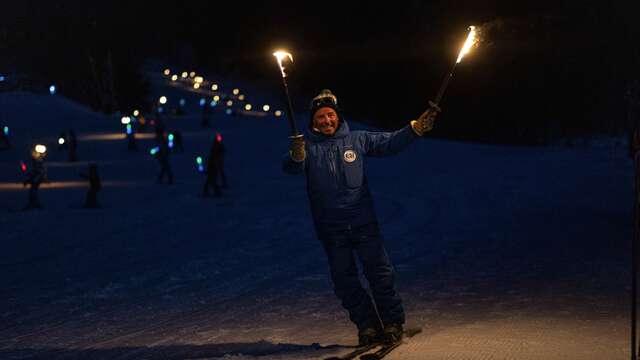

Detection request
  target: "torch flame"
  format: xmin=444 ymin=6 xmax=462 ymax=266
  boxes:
xmin=456 ymin=26 xmax=478 ymax=64
xmin=273 ymin=50 xmax=293 ymax=78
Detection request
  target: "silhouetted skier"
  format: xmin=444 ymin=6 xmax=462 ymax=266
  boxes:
xmin=0 ymin=128 xmax=10 ymax=150
xmin=80 ymin=163 xmax=101 ymax=208
xmin=176 ymin=100 xmax=185 ymax=116
xmin=22 ymin=150 xmax=46 ymax=210
xmin=201 ymin=103 xmax=210 ymax=128
xmin=68 ymin=129 xmax=78 ymax=162
xmin=172 ymin=130 xmax=184 ymax=152
xmin=154 ymin=117 xmax=166 ymax=143
xmin=127 ymin=126 xmax=137 ymax=151
xmin=156 ymin=136 xmax=173 ymax=184
xmin=137 ymin=114 xmax=149 ymax=133
xmin=202 ymin=133 xmax=227 ymax=197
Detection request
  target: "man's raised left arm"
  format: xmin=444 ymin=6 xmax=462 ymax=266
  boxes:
xmin=362 ymin=106 xmax=440 ymax=157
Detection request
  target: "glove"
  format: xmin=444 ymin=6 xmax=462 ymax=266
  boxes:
xmin=411 ymin=102 xmax=441 ymax=136
xmin=289 ymin=134 xmax=305 ymax=162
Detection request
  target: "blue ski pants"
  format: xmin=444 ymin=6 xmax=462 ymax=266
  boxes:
xmin=316 ymin=221 xmax=405 ymax=330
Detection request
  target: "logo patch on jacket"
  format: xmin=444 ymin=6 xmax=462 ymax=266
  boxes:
xmin=343 ymin=150 xmax=357 ymax=163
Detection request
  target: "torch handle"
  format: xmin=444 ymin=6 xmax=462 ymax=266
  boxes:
xmin=432 ymin=61 xmax=459 ymax=107
xmin=433 ymin=73 xmax=452 ymax=106
xmin=280 ymin=76 xmax=299 ymax=136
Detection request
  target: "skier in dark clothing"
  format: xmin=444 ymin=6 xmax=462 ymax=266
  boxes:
xmin=282 ymin=89 xmax=439 ymax=346
xmin=23 ymin=146 xmax=47 ymax=210
xmin=80 ymin=163 xmax=101 ymax=208
xmin=156 ymin=135 xmax=174 ymax=184
xmin=202 ymin=133 xmax=227 ymax=196
xmin=172 ymin=130 xmax=184 ymax=152
xmin=1 ymin=127 xmax=11 ymax=149
xmin=126 ymin=125 xmax=137 ymax=151
xmin=201 ymin=102 xmax=211 ymax=128
xmin=67 ymin=129 xmax=78 ymax=162
xmin=154 ymin=117 xmax=166 ymax=143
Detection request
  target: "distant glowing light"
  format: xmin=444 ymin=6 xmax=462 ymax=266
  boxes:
xmin=20 ymin=161 xmax=27 ymax=173
xmin=199 ymin=98 xmax=206 ymax=107
xmin=58 ymin=137 xmax=65 ymax=145
xmin=121 ymin=116 xmax=131 ymax=125
xmin=49 ymin=85 xmax=56 ymax=95
xmin=35 ymin=144 xmax=47 ymax=154
xmin=133 ymin=110 xmax=140 ymax=117
xmin=171 ymin=74 xmax=178 ymax=81
xmin=150 ymin=146 xmax=160 ymax=155
xmin=232 ymin=88 xmax=240 ymax=95
xmin=194 ymin=76 xmax=204 ymax=84
xmin=226 ymin=109 xmax=233 ymax=115
xmin=216 ymin=133 xmax=223 ymax=142
xmin=196 ymin=156 xmax=203 ymax=165
xmin=168 ymin=133 xmax=175 ymax=141
xmin=3 ymin=126 xmax=8 ymax=136
xmin=211 ymin=84 xmax=219 ymax=91
xmin=158 ymin=106 xmax=164 ymax=113
xmin=213 ymin=95 xmax=220 ymax=101
xmin=159 ymin=96 xmax=167 ymax=104
xmin=0 ymin=75 xmax=5 ymax=82
xmin=126 ymin=124 xmax=133 ymax=135
xmin=179 ymin=99 xmax=186 ymax=107
xmin=262 ymin=105 xmax=270 ymax=112
xmin=238 ymin=94 xmax=245 ymax=101
xmin=274 ymin=110 xmax=283 ymax=117
xmin=163 ymin=69 xmax=171 ymax=76
xmin=210 ymin=100 xmax=217 ymax=107
xmin=193 ymin=83 xmax=201 ymax=89
xmin=181 ymin=72 xmax=188 ymax=78
xmin=189 ymin=71 xmax=196 ymax=78
xmin=244 ymin=104 xmax=252 ymax=111
xmin=226 ymin=100 xmax=233 ymax=107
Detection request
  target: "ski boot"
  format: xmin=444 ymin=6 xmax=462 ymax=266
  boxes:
xmin=358 ymin=326 xmax=383 ymax=347
xmin=383 ymin=323 xmax=404 ymax=344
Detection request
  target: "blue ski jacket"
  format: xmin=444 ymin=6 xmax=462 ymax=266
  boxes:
xmin=283 ymin=120 xmax=418 ymax=226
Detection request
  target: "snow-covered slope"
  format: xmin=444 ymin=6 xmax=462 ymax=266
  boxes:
xmin=0 ymin=68 xmax=633 ymax=359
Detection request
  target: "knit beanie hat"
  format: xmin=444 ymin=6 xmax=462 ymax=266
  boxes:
xmin=309 ymin=89 xmax=339 ymax=121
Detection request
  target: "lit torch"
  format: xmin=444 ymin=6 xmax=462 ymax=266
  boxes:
xmin=430 ymin=25 xmax=479 ymax=109
xmin=273 ymin=50 xmax=299 ymax=136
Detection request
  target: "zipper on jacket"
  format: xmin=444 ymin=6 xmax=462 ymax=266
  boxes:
xmin=326 ymin=145 xmax=338 ymax=188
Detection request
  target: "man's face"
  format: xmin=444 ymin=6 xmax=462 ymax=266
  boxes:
xmin=313 ymin=107 xmax=339 ymax=136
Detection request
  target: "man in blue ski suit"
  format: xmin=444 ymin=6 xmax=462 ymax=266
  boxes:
xmin=283 ymin=89 xmax=439 ymax=345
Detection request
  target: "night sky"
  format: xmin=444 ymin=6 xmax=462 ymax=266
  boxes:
xmin=2 ymin=1 xmax=639 ymax=144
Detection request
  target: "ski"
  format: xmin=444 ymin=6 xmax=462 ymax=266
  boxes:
xmin=359 ymin=328 xmax=422 ymax=360
xmin=324 ymin=342 xmax=382 ymax=360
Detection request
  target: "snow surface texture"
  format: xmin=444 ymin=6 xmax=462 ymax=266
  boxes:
xmin=0 ymin=68 xmax=634 ymax=359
